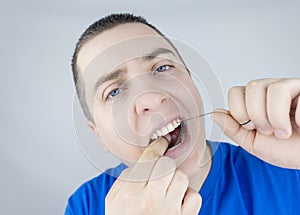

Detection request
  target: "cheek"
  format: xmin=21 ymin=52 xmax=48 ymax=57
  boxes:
xmin=95 ymin=118 xmax=144 ymax=162
xmin=103 ymin=137 xmax=143 ymax=164
xmin=184 ymin=79 xmax=204 ymax=110
xmin=94 ymin=110 xmax=116 ymax=144
xmin=129 ymin=115 xmax=153 ymax=138
xmin=174 ymin=80 xmax=204 ymax=115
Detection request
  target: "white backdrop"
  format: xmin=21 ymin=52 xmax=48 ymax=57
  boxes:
xmin=1 ymin=0 xmax=299 ymax=214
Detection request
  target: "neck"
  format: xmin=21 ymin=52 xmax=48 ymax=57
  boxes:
xmin=189 ymin=143 xmax=212 ymax=192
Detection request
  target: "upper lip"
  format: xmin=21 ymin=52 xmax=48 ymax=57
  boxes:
xmin=148 ymin=115 xmax=182 ymax=139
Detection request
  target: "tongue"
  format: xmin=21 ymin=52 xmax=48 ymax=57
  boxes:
xmin=167 ymin=126 xmax=181 ymax=148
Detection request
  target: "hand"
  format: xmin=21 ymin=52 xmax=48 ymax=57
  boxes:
xmin=105 ymin=137 xmax=202 ymax=215
xmin=212 ymin=78 xmax=300 ymax=169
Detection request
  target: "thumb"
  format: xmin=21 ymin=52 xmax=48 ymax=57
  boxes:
xmin=211 ymin=109 xmax=255 ymax=148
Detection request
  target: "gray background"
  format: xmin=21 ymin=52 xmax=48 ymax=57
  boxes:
xmin=1 ymin=0 xmax=299 ymax=214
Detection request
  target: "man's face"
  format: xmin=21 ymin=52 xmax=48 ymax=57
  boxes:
xmin=77 ymin=23 xmax=207 ymax=177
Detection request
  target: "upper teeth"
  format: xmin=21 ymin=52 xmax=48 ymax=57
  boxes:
xmin=150 ymin=119 xmax=181 ymax=140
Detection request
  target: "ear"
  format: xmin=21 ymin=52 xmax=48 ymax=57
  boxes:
xmin=86 ymin=120 xmax=109 ymax=152
xmin=87 ymin=120 xmax=97 ymax=133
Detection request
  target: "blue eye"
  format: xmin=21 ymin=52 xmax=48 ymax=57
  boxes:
xmin=108 ymin=88 xmax=121 ymax=98
xmin=156 ymin=65 xmax=170 ymax=73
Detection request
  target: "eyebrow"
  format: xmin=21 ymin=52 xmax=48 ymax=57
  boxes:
xmin=93 ymin=48 xmax=176 ymax=93
xmin=93 ymin=68 xmax=125 ymax=93
xmin=142 ymin=48 xmax=176 ymax=61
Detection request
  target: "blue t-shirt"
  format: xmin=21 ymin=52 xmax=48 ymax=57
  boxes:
xmin=65 ymin=141 xmax=300 ymax=214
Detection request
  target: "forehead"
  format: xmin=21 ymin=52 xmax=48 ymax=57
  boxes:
xmin=77 ymin=23 xmax=173 ymax=74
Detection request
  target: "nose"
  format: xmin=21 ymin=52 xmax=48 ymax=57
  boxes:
xmin=134 ymin=92 xmax=169 ymax=115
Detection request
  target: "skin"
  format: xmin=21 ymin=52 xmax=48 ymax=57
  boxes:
xmin=77 ymin=23 xmax=209 ymax=214
xmin=76 ymin=22 xmax=300 ymax=214
xmin=213 ymin=78 xmax=300 ymax=169
xmin=78 ymin=22 xmax=211 ymax=178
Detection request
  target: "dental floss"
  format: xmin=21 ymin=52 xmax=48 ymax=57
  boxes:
xmin=182 ymin=110 xmax=229 ymax=122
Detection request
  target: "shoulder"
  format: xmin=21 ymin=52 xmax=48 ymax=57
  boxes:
xmin=64 ymin=163 xmax=127 ymax=215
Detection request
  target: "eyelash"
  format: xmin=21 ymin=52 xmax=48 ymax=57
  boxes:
xmin=105 ymin=86 xmax=123 ymax=101
xmin=154 ymin=64 xmax=173 ymax=74
xmin=108 ymin=88 xmax=121 ymax=98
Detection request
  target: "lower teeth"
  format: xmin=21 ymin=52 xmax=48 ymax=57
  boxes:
xmin=167 ymin=123 xmax=185 ymax=151
xmin=167 ymin=141 xmax=182 ymax=151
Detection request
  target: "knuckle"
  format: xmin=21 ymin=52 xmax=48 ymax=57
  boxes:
xmin=228 ymin=86 xmax=243 ymax=97
xmin=267 ymin=82 xmax=288 ymax=94
xmin=296 ymin=114 xmax=300 ymax=127
xmin=196 ymin=194 xmax=202 ymax=204
xmin=228 ymin=86 xmax=245 ymax=113
xmin=190 ymin=191 xmax=202 ymax=203
xmin=247 ymin=79 xmax=262 ymax=89
xmin=183 ymin=190 xmax=202 ymax=213
xmin=174 ymin=170 xmax=189 ymax=184
xmin=296 ymin=99 xmax=300 ymax=126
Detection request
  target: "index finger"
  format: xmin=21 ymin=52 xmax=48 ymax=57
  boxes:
xmin=126 ymin=137 xmax=169 ymax=183
xmin=138 ymin=137 xmax=169 ymax=162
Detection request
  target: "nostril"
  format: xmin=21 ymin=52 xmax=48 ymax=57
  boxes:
xmin=144 ymin=108 xmax=149 ymax=112
xmin=161 ymin=97 xmax=168 ymax=104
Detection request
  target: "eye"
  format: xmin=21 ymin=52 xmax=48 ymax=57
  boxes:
xmin=107 ymin=88 xmax=121 ymax=99
xmin=156 ymin=65 xmax=171 ymax=73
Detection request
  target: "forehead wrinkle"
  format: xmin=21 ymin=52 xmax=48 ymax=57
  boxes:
xmin=92 ymin=48 xmax=177 ymax=93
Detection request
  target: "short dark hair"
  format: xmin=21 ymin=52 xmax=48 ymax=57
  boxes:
xmin=71 ymin=13 xmax=166 ymax=122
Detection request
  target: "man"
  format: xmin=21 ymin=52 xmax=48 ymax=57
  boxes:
xmin=65 ymin=13 xmax=300 ymax=214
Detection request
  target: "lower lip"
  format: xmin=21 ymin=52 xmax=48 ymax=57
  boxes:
xmin=164 ymin=124 xmax=190 ymax=159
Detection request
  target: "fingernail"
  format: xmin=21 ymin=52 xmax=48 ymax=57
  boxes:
xmin=275 ymin=130 xmax=288 ymax=138
xmin=259 ymin=125 xmax=272 ymax=135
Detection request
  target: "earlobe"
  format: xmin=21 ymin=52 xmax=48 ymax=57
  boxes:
xmin=87 ymin=120 xmax=97 ymax=133
xmin=86 ymin=120 xmax=109 ymax=152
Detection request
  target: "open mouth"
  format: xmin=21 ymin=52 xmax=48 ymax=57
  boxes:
xmin=149 ymin=118 xmax=186 ymax=152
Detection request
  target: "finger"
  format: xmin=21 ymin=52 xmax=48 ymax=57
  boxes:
xmin=245 ymin=79 xmax=278 ymax=135
xmin=212 ymin=109 xmax=300 ymax=169
xmin=294 ymin=95 xmax=300 ymax=133
xmin=139 ymin=137 xmax=169 ymax=161
xmin=228 ymin=86 xmax=255 ymax=130
xmin=166 ymin=170 xmax=189 ymax=206
xmin=127 ymin=137 xmax=168 ymax=184
xmin=147 ymin=156 xmax=176 ymax=195
xmin=266 ymin=79 xmax=300 ymax=138
xmin=181 ymin=188 xmax=202 ymax=215
xmin=211 ymin=110 xmax=255 ymax=152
